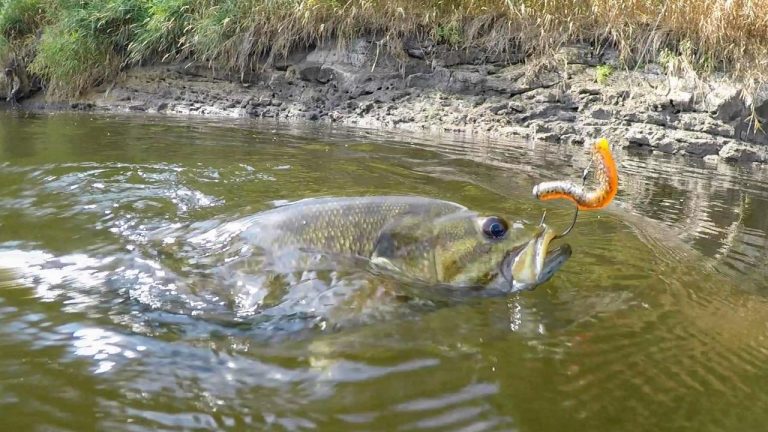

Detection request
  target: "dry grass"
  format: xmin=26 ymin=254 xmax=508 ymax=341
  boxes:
xmin=0 ymin=0 xmax=767 ymax=99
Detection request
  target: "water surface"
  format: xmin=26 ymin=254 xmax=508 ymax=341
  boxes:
xmin=1 ymin=111 xmax=768 ymax=431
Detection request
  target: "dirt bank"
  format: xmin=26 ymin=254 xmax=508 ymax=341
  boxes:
xmin=12 ymin=38 xmax=768 ymax=165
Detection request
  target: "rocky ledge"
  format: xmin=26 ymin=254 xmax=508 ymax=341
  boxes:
xmin=13 ymin=38 xmax=768 ymax=164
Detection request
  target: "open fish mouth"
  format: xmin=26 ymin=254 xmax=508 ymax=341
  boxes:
xmin=502 ymin=225 xmax=572 ymax=292
xmin=536 ymin=243 xmax=572 ymax=286
xmin=505 ymin=242 xmax=571 ymax=292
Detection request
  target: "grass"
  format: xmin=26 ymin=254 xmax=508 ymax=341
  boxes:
xmin=0 ymin=0 xmax=46 ymax=39
xmin=595 ymin=64 xmax=614 ymax=85
xmin=0 ymin=0 xmax=767 ymax=99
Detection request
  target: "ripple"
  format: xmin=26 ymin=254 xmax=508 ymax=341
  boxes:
xmin=2 ymin=113 xmax=768 ymax=432
xmin=394 ymin=383 xmax=499 ymax=412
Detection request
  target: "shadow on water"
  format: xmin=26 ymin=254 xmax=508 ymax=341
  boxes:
xmin=1 ymin=111 xmax=768 ymax=430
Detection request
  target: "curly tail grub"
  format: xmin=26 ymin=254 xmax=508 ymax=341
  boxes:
xmin=532 ymin=138 xmax=618 ymax=210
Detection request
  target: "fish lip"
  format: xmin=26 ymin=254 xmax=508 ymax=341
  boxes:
xmin=535 ymin=243 xmax=572 ymax=286
xmin=502 ymin=236 xmax=572 ymax=292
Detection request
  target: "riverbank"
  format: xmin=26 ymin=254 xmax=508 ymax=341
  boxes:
xmin=2 ymin=0 xmax=768 ymax=164
xmin=11 ymin=38 xmax=768 ymax=165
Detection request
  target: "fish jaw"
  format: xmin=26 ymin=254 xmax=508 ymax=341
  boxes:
xmin=532 ymin=243 xmax=572 ymax=287
xmin=503 ymin=225 xmax=571 ymax=292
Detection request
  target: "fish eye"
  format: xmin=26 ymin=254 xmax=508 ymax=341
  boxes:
xmin=482 ymin=216 xmax=508 ymax=240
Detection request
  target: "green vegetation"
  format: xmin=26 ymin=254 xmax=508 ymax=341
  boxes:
xmin=595 ymin=64 xmax=613 ymax=85
xmin=1 ymin=0 xmax=768 ymax=98
xmin=435 ymin=22 xmax=462 ymax=46
xmin=0 ymin=0 xmax=45 ymax=39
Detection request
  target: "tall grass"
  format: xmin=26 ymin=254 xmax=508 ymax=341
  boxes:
xmin=0 ymin=0 xmax=47 ymax=39
xmin=0 ymin=0 xmax=767 ymax=98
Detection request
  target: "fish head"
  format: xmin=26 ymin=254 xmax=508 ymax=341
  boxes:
xmin=370 ymin=211 xmax=571 ymax=293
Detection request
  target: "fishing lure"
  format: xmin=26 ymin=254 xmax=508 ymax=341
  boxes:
xmin=532 ymin=138 xmax=618 ymax=210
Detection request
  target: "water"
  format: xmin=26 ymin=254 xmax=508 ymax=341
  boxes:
xmin=1 ymin=111 xmax=768 ymax=431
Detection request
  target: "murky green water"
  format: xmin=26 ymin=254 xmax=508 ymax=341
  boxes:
xmin=1 ymin=111 xmax=768 ymax=431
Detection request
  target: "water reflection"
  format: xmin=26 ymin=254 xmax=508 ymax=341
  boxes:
xmin=0 ymin=112 xmax=768 ymax=431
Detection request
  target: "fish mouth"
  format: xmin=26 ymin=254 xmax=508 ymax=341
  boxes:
xmin=536 ymin=243 xmax=572 ymax=286
xmin=502 ymin=226 xmax=572 ymax=292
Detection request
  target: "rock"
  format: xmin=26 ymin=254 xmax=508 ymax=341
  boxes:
xmin=703 ymin=155 xmax=720 ymax=164
xmin=577 ymin=86 xmax=601 ymax=96
xmin=391 ymin=91 xmax=410 ymax=101
xmin=554 ymin=123 xmax=577 ymax=136
xmin=602 ymin=89 xmax=629 ymax=106
xmin=719 ymin=142 xmax=767 ymax=163
xmin=70 ymin=102 xmax=95 ymax=110
xmin=358 ymin=102 xmax=374 ymax=115
xmin=676 ymin=137 xmax=721 ymax=156
xmin=329 ymin=111 xmax=344 ymax=122
xmin=581 ymin=94 xmax=600 ymax=104
xmin=402 ymin=60 xmax=432 ymax=77
xmin=470 ymin=96 xmax=486 ymax=107
xmin=668 ymin=91 xmax=695 ymax=111
xmin=507 ymin=100 xmax=525 ymax=113
xmin=483 ymin=76 xmax=511 ymax=93
xmin=626 ymin=128 xmax=652 ymax=146
xmin=527 ymin=120 xmax=553 ymax=134
xmin=488 ymin=103 xmax=507 ymax=115
xmin=749 ymin=85 xmax=768 ymax=124
xmin=645 ymin=112 xmax=671 ymax=127
xmin=297 ymin=65 xmax=334 ymax=84
xmin=705 ymin=84 xmax=745 ymax=121
xmin=239 ymin=98 xmax=252 ymax=108
xmin=699 ymin=120 xmax=734 ymax=138
xmin=484 ymin=72 xmax=555 ymax=96
xmin=600 ymin=48 xmax=621 ymax=68
xmin=656 ymin=138 xmax=680 ymax=154
xmin=273 ymin=49 xmax=312 ymax=71
xmin=519 ymin=105 xmax=578 ymax=123
xmin=561 ymin=134 xmax=584 ymax=145
xmin=434 ymin=51 xmax=463 ymax=68
xmin=588 ymin=107 xmax=613 ymax=120
xmin=450 ymin=69 xmax=487 ymax=91
xmin=406 ymin=48 xmax=425 ymax=59
xmin=532 ymin=90 xmax=559 ymax=103
xmin=405 ymin=68 xmax=451 ymax=89
xmin=536 ymin=132 xmax=560 ymax=142
xmin=558 ymin=44 xmax=599 ymax=66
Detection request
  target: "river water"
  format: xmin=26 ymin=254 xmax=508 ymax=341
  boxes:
xmin=1 ymin=111 xmax=768 ymax=431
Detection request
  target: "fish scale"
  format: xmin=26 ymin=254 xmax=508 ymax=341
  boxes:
xmin=249 ymin=197 xmax=466 ymax=257
xmin=222 ymin=196 xmax=570 ymax=293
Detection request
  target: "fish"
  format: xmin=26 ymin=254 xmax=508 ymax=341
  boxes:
xmin=214 ymin=196 xmax=572 ymax=295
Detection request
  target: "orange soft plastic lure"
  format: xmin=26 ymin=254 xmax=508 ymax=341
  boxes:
xmin=532 ymin=138 xmax=618 ymax=210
